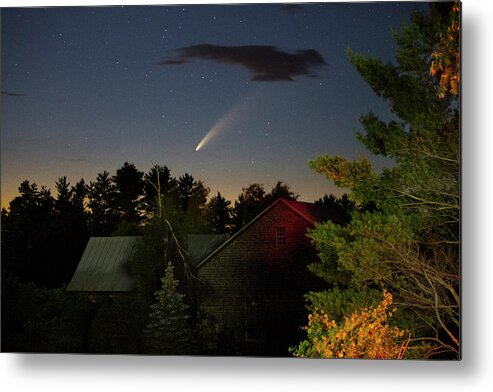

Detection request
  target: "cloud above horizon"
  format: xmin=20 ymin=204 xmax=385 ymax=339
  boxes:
xmin=161 ymin=44 xmax=326 ymax=82
xmin=2 ymin=91 xmax=26 ymax=97
xmin=280 ymin=4 xmax=303 ymax=14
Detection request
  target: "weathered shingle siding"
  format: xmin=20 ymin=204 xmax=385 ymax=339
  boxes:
xmin=197 ymin=201 xmax=324 ymax=356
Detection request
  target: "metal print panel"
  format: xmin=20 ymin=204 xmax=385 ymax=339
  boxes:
xmin=1 ymin=1 xmax=460 ymax=359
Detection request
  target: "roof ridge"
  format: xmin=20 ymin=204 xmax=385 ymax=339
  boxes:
xmin=196 ymin=198 xmax=323 ymax=270
xmin=195 ymin=198 xmax=285 ymax=270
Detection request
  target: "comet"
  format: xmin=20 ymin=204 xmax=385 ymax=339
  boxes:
xmin=195 ymin=93 xmax=252 ymax=151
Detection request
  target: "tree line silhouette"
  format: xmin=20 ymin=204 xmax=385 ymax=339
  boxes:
xmin=2 ymin=161 xmax=353 ymax=288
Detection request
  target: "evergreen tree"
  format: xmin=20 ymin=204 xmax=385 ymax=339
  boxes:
xmin=2 ymin=181 xmax=57 ymax=285
xmin=53 ymin=177 xmax=86 ymax=284
xmin=181 ymin=179 xmax=209 ymax=234
xmin=205 ymin=192 xmax=233 ymax=234
xmin=232 ymin=183 xmax=266 ymax=231
xmin=71 ymin=178 xmax=88 ymax=211
xmin=232 ymin=182 xmax=299 ymax=232
xmin=302 ymin=3 xmax=460 ymax=358
xmin=143 ymin=165 xmax=178 ymax=217
xmin=143 ymin=262 xmax=196 ymax=355
xmin=87 ymin=171 xmax=118 ymax=236
xmin=54 ymin=176 xmax=72 ymax=214
xmin=65 ymin=178 xmax=90 ymax=281
xmin=265 ymin=181 xmax=299 ymax=204
xmin=315 ymin=193 xmax=354 ymax=225
xmin=177 ymin=173 xmax=195 ymax=214
xmin=70 ymin=178 xmax=90 ymax=242
xmin=113 ymin=162 xmax=145 ymax=224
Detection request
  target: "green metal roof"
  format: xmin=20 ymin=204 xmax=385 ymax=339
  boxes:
xmin=66 ymin=236 xmax=141 ymax=292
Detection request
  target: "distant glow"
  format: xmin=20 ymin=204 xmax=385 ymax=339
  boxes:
xmin=195 ymin=96 xmax=250 ymax=151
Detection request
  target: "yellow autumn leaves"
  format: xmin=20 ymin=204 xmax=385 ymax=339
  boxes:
xmin=294 ymin=291 xmax=412 ymax=359
xmin=430 ymin=2 xmax=460 ymax=98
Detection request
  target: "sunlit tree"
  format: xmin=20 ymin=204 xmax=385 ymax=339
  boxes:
xmin=292 ymin=291 xmax=423 ymax=359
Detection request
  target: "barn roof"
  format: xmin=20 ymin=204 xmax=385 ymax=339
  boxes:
xmin=186 ymin=234 xmax=230 ymax=268
xmin=195 ymin=198 xmax=330 ymax=270
xmin=66 ymin=236 xmax=140 ymax=292
xmin=282 ymin=199 xmax=332 ymax=225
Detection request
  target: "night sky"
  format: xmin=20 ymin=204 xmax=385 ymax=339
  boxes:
xmin=1 ymin=2 xmax=429 ymax=208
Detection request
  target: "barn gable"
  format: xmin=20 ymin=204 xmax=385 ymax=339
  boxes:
xmin=196 ymin=198 xmax=325 ymax=270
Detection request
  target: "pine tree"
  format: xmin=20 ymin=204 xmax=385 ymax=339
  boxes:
xmin=143 ymin=262 xmax=196 ymax=355
xmin=264 ymin=181 xmax=299 ymax=204
xmin=232 ymin=183 xmax=266 ymax=231
xmin=113 ymin=162 xmax=145 ymax=224
xmin=303 ymin=3 xmax=460 ymax=358
xmin=205 ymin=192 xmax=232 ymax=234
xmin=143 ymin=165 xmax=178 ymax=217
xmin=87 ymin=171 xmax=118 ymax=236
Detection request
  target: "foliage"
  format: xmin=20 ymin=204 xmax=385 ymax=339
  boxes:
xmin=2 ymin=178 xmax=88 ymax=287
xmin=303 ymin=3 xmax=460 ymax=358
xmin=113 ymin=162 xmax=145 ymax=224
xmin=143 ymin=262 xmax=197 ymax=355
xmin=292 ymin=291 xmax=424 ymax=359
xmin=87 ymin=171 xmax=119 ymax=236
xmin=232 ymin=181 xmax=298 ymax=231
xmin=232 ymin=183 xmax=266 ymax=231
xmin=180 ymin=178 xmax=210 ymax=234
xmin=430 ymin=2 xmax=460 ymax=98
xmin=143 ymin=164 xmax=178 ymax=217
xmin=88 ymin=294 xmax=148 ymax=354
xmin=111 ymin=220 xmax=143 ymax=236
xmin=1 ymin=275 xmax=94 ymax=352
xmin=265 ymin=181 xmax=299 ymax=204
xmin=315 ymin=193 xmax=354 ymax=225
xmin=2 ymin=181 xmax=55 ymax=283
xmin=205 ymin=192 xmax=233 ymax=234
xmin=305 ymin=287 xmax=382 ymax=324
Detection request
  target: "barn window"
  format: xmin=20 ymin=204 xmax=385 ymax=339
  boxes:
xmin=276 ymin=227 xmax=286 ymax=246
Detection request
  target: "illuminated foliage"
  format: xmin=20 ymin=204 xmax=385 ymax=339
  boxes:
xmin=430 ymin=2 xmax=460 ymax=98
xmin=292 ymin=291 xmax=414 ymax=359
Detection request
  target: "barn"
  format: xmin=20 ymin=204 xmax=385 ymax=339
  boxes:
xmin=66 ymin=198 xmax=332 ymax=356
xmin=195 ymin=198 xmax=330 ymax=356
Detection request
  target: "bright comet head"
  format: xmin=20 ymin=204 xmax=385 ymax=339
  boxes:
xmin=194 ymin=93 xmax=252 ymax=151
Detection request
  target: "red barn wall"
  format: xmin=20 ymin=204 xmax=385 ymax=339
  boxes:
xmin=196 ymin=201 xmax=325 ymax=356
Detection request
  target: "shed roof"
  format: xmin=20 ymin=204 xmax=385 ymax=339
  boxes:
xmin=196 ymin=198 xmax=330 ymax=270
xmin=66 ymin=236 xmax=140 ymax=292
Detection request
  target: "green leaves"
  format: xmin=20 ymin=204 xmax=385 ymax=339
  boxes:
xmin=309 ymin=155 xmax=373 ymax=189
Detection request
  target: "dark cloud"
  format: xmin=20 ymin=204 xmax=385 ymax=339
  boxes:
xmin=162 ymin=44 xmax=326 ymax=82
xmin=1 ymin=91 xmax=26 ymax=97
xmin=160 ymin=59 xmax=190 ymax=65
xmin=280 ymin=4 xmax=303 ymax=14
